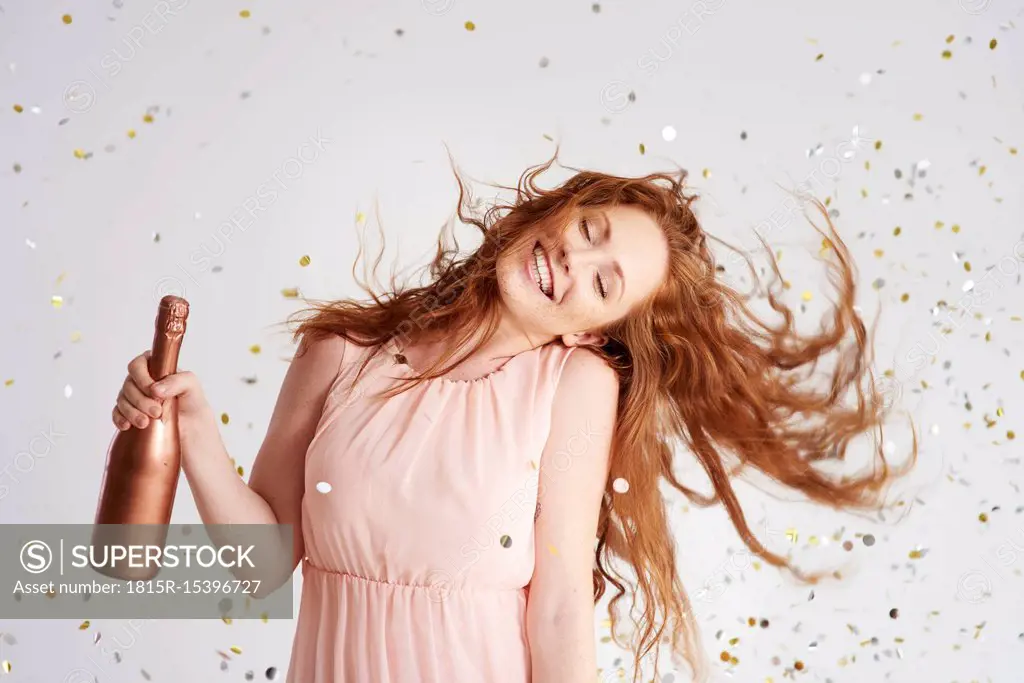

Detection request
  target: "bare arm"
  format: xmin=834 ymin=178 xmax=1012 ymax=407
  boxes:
xmin=527 ymin=348 xmax=618 ymax=683
xmin=169 ymin=333 xmax=347 ymax=593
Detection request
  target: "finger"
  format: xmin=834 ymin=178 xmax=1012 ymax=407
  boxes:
xmin=117 ymin=393 xmax=150 ymax=429
xmin=122 ymin=376 xmax=162 ymax=418
xmin=151 ymin=371 xmax=195 ymax=400
xmin=127 ymin=351 xmax=156 ymax=396
xmin=112 ymin=407 xmax=132 ymax=431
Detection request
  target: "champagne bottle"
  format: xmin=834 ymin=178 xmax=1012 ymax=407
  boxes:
xmin=91 ymin=295 xmax=189 ymax=581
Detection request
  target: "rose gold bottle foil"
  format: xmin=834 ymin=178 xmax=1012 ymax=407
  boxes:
xmin=91 ymin=295 xmax=189 ymax=581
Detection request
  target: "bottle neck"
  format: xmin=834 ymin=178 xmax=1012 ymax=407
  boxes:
xmin=149 ymin=332 xmax=183 ymax=381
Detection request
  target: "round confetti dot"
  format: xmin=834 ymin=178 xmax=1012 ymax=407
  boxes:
xmin=221 ymin=413 xmax=230 ymax=425
xmin=265 ymin=667 xmax=278 ymax=680
xmin=794 ymin=660 xmax=805 ymax=671
xmin=13 ymin=104 xmax=23 ymax=113
xmin=979 ymin=512 xmax=988 ymax=523
xmin=612 ymin=477 xmax=629 ymax=493
xmin=662 ymin=125 xmax=677 ymax=142
xmin=990 ymin=39 xmax=998 ymax=49
xmin=801 ymin=290 xmax=812 ymax=302
xmin=740 ymin=131 xmax=747 ymax=140
xmin=464 ymin=20 xmax=476 ymax=31
xmin=863 ymin=534 xmax=875 ymax=547
xmin=859 ymin=72 xmax=872 ymax=85
xmin=889 ymin=608 xmax=899 ymax=619
xmin=316 ymin=481 xmax=332 ymax=494
xmin=13 ymin=163 xmax=21 ymax=173
xmin=747 ymin=617 xmax=756 ymax=626
xmin=500 ymin=535 xmax=512 ymax=548
xmin=759 ymin=618 xmax=769 ymax=628
xmin=719 ymin=651 xmax=730 ymax=662
xmin=843 ymin=540 xmax=853 ymax=551
xmin=62 ymin=14 xmax=72 ymax=24
xmin=240 ymin=9 xmax=251 ymax=18
xmin=299 ymin=255 xmax=311 ymax=267
xmin=539 ymin=57 xmax=549 ymax=68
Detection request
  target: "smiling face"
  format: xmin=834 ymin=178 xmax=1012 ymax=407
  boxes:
xmin=495 ymin=203 xmax=670 ymax=346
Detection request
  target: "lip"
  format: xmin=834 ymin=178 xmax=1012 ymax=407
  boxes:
xmin=528 ymin=240 xmax=555 ymax=301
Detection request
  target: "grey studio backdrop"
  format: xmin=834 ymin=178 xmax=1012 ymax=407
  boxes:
xmin=1 ymin=0 xmax=1022 ymax=681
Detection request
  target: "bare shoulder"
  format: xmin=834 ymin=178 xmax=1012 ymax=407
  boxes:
xmin=557 ymin=346 xmax=619 ymax=398
xmin=292 ymin=332 xmax=349 ymax=378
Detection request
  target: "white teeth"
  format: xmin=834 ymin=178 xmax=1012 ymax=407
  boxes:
xmin=532 ymin=245 xmax=552 ymax=298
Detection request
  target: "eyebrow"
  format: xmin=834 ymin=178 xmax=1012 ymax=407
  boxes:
xmin=598 ymin=210 xmax=624 ymax=302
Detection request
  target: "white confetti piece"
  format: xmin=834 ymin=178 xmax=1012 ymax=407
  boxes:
xmin=64 ymin=384 xmax=72 ymax=398
xmin=612 ymin=477 xmax=629 ymax=493
xmin=859 ymin=72 xmax=872 ymax=85
xmin=661 ymin=125 xmax=677 ymax=142
xmin=316 ymin=481 xmax=332 ymax=494
xmin=963 ymin=280 xmax=975 ymax=292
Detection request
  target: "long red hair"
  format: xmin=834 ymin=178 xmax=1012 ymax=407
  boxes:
xmin=287 ymin=150 xmax=917 ymax=681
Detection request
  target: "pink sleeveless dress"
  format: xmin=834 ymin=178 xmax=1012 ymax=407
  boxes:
xmin=286 ymin=337 xmax=577 ymax=682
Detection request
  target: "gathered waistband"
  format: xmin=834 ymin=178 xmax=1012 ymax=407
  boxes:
xmin=301 ymin=557 xmax=526 ymax=597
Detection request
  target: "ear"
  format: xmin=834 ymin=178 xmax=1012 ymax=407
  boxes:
xmin=561 ymin=331 xmax=607 ymax=348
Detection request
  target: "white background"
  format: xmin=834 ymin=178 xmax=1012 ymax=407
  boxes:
xmin=1 ymin=0 xmax=1022 ymax=681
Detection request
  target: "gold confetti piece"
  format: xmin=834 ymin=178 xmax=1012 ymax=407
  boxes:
xmin=13 ymin=104 xmax=23 ymax=113
xmin=941 ymin=50 xmax=952 ymax=59
xmin=638 ymin=143 xmax=646 ymax=154
xmin=230 ymin=646 xmax=242 ymax=655
xmin=1009 ymin=430 xmax=1016 ymax=440
xmin=978 ymin=165 xmax=986 ymax=176
xmin=979 ymin=512 xmax=988 ymax=522
xmin=62 ymin=14 xmax=72 ymax=24
xmin=499 ymin=534 xmax=512 ymax=548
xmin=127 ymin=129 xmax=136 ymax=139
xmin=989 ymin=39 xmax=997 ymax=49
xmin=794 ymin=660 xmax=805 ymax=671
xmin=893 ymin=226 xmax=901 ymax=236
xmin=299 ymin=255 xmax=311 ymax=267
xmin=901 ymin=293 xmax=910 ymax=302
xmin=73 ymin=148 xmax=86 ymax=159
xmin=801 ymin=291 xmax=812 ymax=302
xmin=935 ymin=220 xmax=944 ymax=229
xmin=814 ymin=53 xmax=824 ymax=61
xmin=4 ymin=379 xmax=12 ymax=387
xmin=261 ymin=612 xmax=269 ymax=622
xmin=529 ymin=460 xmax=537 ymax=470
xmin=945 ymin=34 xmax=955 ymax=44
xmin=249 ymin=344 xmax=261 ymax=354
xmin=143 ymin=113 xmax=154 ymax=123
xmin=281 ymin=287 xmax=300 ymax=298
xmin=546 ymin=543 xmax=558 ymax=556
xmin=51 ymin=295 xmax=64 ymax=309
xmin=240 ymin=9 xmax=251 ymax=18
xmin=873 ymin=249 xmax=884 ymax=258
xmin=355 ymin=211 xmax=365 ymax=224
xmin=79 ymin=620 xmax=90 ymax=629
xmin=909 ymin=548 xmax=927 ymax=559
xmin=702 ymin=168 xmax=711 ymax=178
xmin=1 ymin=661 xmax=10 ymax=673
xmin=952 ymin=223 xmax=960 ymax=233
xmin=236 ymin=465 xmax=244 ymax=476
xmin=464 ymin=20 xmax=475 ymax=31
xmin=913 ymin=113 xmax=923 ymax=121
xmin=719 ymin=651 xmax=730 ymax=662
xmin=997 ymin=407 xmax=1004 ymax=417
xmin=874 ymin=140 xmax=882 ymax=150
xmin=1010 ymin=147 xmax=1018 ymax=155
xmin=222 ymin=616 xmax=232 ymax=625
xmin=964 ymin=261 xmax=971 ymax=272
xmin=221 ymin=413 xmax=229 ymax=425
xmin=785 ymin=528 xmax=799 ymax=543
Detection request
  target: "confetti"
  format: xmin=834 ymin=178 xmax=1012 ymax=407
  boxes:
xmin=231 ymin=646 xmax=243 ymax=655
xmin=51 ymin=295 xmax=64 ymax=309
xmin=62 ymin=13 xmax=72 ymax=24
xmin=316 ymin=481 xmax=332 ymax=494
xmin=801 ymin=290 xmax=812 ymax=302
xmin=863 ymin=534 xmax=875 ymax=546
xmin=1 ymin=661 xmax=10 ymax=673
xmin=64 ymin=385 xmax=72 ymax=399
xmin=250 ymin=344 xmax=261 ymax=354
xmin=990 ymin=39 xmax=997 ymax=49
xmin=12 ymin=103 xmax=22 ymax=113
xmin=942 ymin=50 xmax=952 ymax=59
xmin=281 ymin=287 xmax=300 ymax=298
xmin=221 ymin=413 xmax=230 ymax=425
xmin=702 ymin=168 xmax=711 ymax=178
xmin=266 ymin=666 xmax=279 ymax=680
xmin=464 ymin=20 xmax=475 ymax=31
xmin=240 ymin=9 xmax=251 ymax=18
xmin=499 ymin=534 xmax=512 ymax=548
xmin=612 ymin=477 xmax=629 ymax=493
xmin=299 ymin=255 xmax=311 ymax=267
xmin=79 ymin=620 xmax=90 ymax=629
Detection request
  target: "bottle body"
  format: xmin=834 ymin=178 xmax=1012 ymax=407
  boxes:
xmin=92 ymin=295 xmax=189 ymax=581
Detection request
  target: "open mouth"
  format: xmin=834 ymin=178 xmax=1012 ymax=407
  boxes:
xmin=530 ymin=241 xmax=554 ymax=300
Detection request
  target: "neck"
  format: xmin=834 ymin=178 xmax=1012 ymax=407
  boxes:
xmin=423 ymin=310 xmax=555 ymax=365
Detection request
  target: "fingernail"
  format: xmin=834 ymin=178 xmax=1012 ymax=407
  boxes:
xmin=151 ymin=384 xmax=163 ymax=396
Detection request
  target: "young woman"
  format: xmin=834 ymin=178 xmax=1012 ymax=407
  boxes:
xmin=111 ymin=152 xmax=913 ymax=682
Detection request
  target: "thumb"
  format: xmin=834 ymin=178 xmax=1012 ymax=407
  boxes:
xmin=150 ymin=371 xmax=199 ymax=401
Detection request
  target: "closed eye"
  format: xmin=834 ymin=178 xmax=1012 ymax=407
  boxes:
xmin=596 ymin=272 xmax=607 ymax=299
xmin=580 ymin=217 xmax=593 ymax=242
